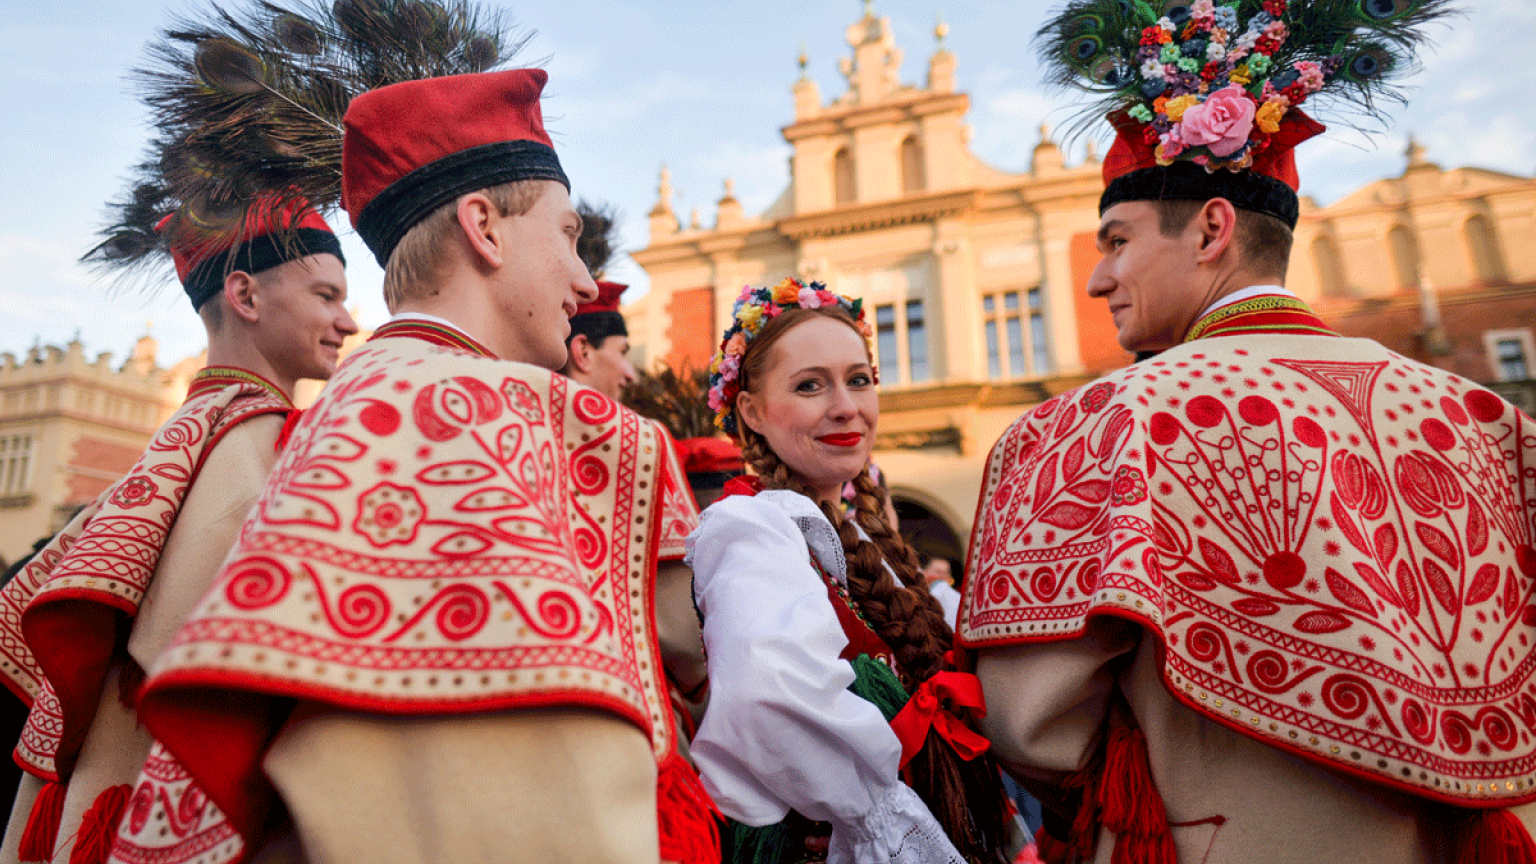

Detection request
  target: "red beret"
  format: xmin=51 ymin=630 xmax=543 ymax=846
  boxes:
xmin=158 ymin=196 xmax=343 ymax=310
xmin=341 ymin=68 xmax=568 ymax=266
xmin=1099 ymin=108 xmax=1325 ymax=229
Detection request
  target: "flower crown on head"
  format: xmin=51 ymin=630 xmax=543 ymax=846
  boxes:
xmin=1040 ymin=0 xmax=1453 ymax=174
xmin=706 ymin=278 xmax=872 ymax=437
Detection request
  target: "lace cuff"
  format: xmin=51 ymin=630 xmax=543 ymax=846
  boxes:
xmin=827 ymin=783 xmax=965 ymax=864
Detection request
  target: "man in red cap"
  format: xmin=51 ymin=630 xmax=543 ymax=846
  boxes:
xmin=959 ymin=3 xmax=1536 ymax=863
xmin=0 ymin=197 xmax=355 ymax=864
xmin=118 ymin=69 xmax=718 ymax=864
xmin=562 ymin=280 xmax=639 ymax=402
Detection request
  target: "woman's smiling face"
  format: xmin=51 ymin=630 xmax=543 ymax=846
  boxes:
xmin=736 ymin=314 xmax=879 ymax=506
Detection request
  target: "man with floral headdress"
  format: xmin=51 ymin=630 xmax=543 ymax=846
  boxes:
xmin=115 ymin=68 xmax=717 ymax=864
xmin=958 ymin=1 xmax=1536 ymax=862
xmin=0 ymin=199 xmax=355 ymax=864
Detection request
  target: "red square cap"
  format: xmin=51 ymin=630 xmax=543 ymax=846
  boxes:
xmin=568 ymin=280 xmax=628 ymax=343
xmin=158 ymin=195 xmax=342 ymax=310
xmin=342 ymin=68 xmax=568 ymax=266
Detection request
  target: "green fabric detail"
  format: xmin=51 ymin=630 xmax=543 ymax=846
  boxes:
xmin=848 ymin=653 xmax=909 ymax=722
xmin=724 ymin=654 xmax=912 ymax=863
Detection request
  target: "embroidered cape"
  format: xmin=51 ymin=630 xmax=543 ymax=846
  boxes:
xmin=121 ymin=330 xmax=696 ymax=861
xmin=960 ymin=297 xmax=1536 ymax=806
xmin=0 ymin=369 xmax=293 ymax=781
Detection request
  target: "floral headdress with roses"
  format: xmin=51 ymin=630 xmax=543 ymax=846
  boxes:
xmin=706 ymin=278 xmax=872 ymax=437
xmin=1037 ymin=0 xmax=1454 ymax=225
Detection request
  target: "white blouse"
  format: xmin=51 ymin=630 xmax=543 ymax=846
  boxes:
xmin=684 ymin=490 xmax=964 ymax=864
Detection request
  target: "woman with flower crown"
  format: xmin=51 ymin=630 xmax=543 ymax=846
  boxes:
xmin=684 ymin=279 xmax=1014 ymax=864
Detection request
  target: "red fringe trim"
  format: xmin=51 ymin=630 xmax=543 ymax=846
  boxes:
xmin=18 ymin=779 xmax=67 ymax=863
xmin=656 ymin=751 xmax=721 ymax=864
xmin=1096 ymin=725 xmax=1175 ymax=864
xmin=1455 ymin=809 xmax=1536 ymax=864
xmin=68 ymin=784 xmax=132 ymax=864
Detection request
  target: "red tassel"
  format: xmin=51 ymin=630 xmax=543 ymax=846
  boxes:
xmin=68 ymin=784 xmax=133 ymax=864
xmin=1096 ymin=725 xmax=1176 ymax=864
xmin=1454 ymin=809 xmax=1536 ymax=864
xmin=655 ymin=751 xmax=721 ymax=864
xmin=18 ymin=779 xmax=67 ymax=863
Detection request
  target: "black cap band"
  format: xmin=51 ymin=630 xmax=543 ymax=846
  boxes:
xmin=356 ymin=140 xmax=569 ymax=267
xmin=1100 ymin=161 xmax=1300 ymax=229
xmin=184 ymin=227 xmax=346 ymax=310
xmin=566 ymin=310 xmax=628 ymax=348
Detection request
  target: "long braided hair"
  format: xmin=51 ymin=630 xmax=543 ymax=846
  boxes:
xmin=734 ymin=306 xmax=1012 ymax=863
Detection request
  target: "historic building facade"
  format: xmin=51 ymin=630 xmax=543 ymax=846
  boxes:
xmin=0 ymin=332 xmax=198 ymax=564
xmin=626 ymin=7 xmax=1536 ymax=566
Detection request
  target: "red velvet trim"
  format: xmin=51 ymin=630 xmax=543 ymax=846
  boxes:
xmin=656 ymin=750 xmax=722 ymax=864
xmin=18 ymin=779 xmax=66 ymax=862
xmin=69 ymin=783 xmax=133 ymax=864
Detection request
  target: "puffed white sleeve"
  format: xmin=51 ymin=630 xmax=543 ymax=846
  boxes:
xmin=685 ymin=494 xmax=964 ymax=864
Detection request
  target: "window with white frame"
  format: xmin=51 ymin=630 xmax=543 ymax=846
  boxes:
xmin=1485 ymin=328 xmax=1534 ymax=382
xmin=0 ymin=434 xmax=34 ymax=495
xmin=983 ymin=287 xmax=1051 ymax=379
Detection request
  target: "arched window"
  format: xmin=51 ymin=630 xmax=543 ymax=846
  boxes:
xmin=833 ymin=146 xmax=856 ymax=205
xmin=900 ymin=135 xmax=925 ymax=194
xmin=1387 ymin=224 xmax=1420 ymax=292
xmin=1311 ymin=233 xmax=1347 ymax=298
xmin=1463 ymin=213 xmax=1507 ymax=284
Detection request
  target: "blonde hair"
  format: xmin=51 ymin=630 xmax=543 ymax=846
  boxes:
xmin=381 ymin=180 xmax=547 ymax=310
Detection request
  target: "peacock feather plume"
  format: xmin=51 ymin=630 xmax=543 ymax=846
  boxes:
xmin=1034 ymin=0 xmax=1458 ymax=169
xmin=85 ymin=0 xmax=529 ymax=291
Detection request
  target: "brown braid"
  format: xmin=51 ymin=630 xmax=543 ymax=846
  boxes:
xmin=734 ymin=311 xmax=1013 ymax=862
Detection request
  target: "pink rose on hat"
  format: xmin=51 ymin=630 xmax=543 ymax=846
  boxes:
xmin=1174 ymin=85 xmax=1255 ymax=157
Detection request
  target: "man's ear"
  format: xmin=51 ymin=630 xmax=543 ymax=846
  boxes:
xmin=1194 ymin=197 xmax=1239 ymax=264
xmin=456 ymin=193 xmax=503 ymax=269
xmin=223 ymin=271 xmax=260 ymax=325
xmin=735 ymin=390 xmax=761 ymax=435
xmin=567 ymin=333 xmax=594 ymax=373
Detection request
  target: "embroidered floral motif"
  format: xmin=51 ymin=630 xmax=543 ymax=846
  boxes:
xmin=110 ymin=476 xmax=158 ymax=509
xmin=1111 ymin=465 xmax=1148 ymax=506
xmin=353 ymin=482 xmax=426 ymax=546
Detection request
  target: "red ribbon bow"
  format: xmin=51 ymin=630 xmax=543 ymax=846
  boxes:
xmin=890 ymin=671 xmax=991 ymax=769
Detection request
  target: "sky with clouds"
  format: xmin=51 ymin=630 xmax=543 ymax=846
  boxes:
xmin=2 ymin=0 xmax=1533 ymax=365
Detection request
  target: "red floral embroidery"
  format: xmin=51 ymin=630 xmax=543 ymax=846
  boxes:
xmin=109 ymin=476 xmax=158 ymax=508
xmin=353 ymin=482 xmax=426 ymax=547
xmin=1111 ymin=465 xmax=1148 ymax=506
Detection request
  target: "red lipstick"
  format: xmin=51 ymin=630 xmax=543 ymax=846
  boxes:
xmin=817 ymin=432 xmax=862 ymax=447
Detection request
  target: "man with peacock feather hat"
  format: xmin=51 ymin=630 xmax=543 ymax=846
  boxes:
xmin=0 ymin=12 xmax=365 ymax=856
xmin=957 ymin=1 xmax=1536 ymax=862
xmin=99 ymin=4 xmax=719 ymax=864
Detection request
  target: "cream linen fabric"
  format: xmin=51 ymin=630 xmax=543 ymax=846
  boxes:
xmin=686 ymin=490 xmax=963 ymax=864
xmin=977 ymin=617 xmax=1536 ymax=863
xmin=262 ymin=708 xmax=657 ymax=864
xmin=0 ymin=414 xmax=281 ymax=864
